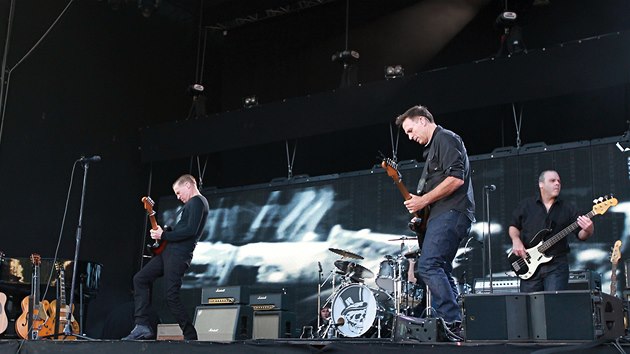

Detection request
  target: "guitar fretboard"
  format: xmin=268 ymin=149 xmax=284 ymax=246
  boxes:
xmin=538 ymin=210 xmax=596 ymax=253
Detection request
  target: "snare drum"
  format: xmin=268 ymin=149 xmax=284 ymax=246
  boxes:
xmin=375 ymin=256 xmax=409 ymax=292
xmin=330 ymin=283 xmax=394 ymax=337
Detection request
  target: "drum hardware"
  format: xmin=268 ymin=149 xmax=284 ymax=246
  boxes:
xmin=334 ymin=260 xmax=374 ymax=283
xmin=387 ymin=236 xmax=418 ymax=242
xmin=328 ymin=248 xmax=364 ymax=260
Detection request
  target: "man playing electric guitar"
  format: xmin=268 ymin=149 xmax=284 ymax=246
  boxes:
xmin=509 ymin=170 xmax=594 ymax=292
xmin=395 ymin=105 xmax=475 ymax=337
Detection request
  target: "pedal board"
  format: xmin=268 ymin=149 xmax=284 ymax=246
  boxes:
xmin=393 ymin=315 xmax=443 ymax=342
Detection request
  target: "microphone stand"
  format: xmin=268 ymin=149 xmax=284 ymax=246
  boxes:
xmin=64 ymin=160 xmax=95 ymax=340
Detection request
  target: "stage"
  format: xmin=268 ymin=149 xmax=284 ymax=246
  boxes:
xmin=1 ymin=338 xmax=627 ymax=354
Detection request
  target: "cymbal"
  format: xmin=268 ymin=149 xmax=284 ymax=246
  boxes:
xmin=334 ymin=260 xmax=374 ymax=280
xmin=387 ymin=236 xmax=418 ymax=242
xmin=328 ymin=248 xmax=364 ymax=260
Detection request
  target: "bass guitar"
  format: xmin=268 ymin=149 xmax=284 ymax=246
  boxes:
xmin=610 ymin=240 xmax=622 ymax=297
xmin=381 ymin=157 xmax=430 ymax=248
xmin=49 ymin=262 xmax=80 ymax=339
xmin=142 ymin=196 xmax=166 ymax=255
xmin=508 ymin=195 xmax=617 ymax=280
xmin=15 ymin=254 xmax=54 ymax=339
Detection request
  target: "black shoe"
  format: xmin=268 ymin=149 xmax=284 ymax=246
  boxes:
xmin=122 ymin=324 xmax=155 ymax=340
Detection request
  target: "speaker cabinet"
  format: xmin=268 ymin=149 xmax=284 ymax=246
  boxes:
xmin=252 ymin=311 xmax=296 ymax=339
xmin=462 ymin=293 xmax=530 ymax=341
xmin=193 ymin=305 xmax=253 ymax=341
xmin=393 ymin=315 xmax=442 ymax=342
xmin=529 ymin=290 xmax=624 ymax=341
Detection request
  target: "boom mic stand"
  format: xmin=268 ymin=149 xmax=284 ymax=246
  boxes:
xmin=63 ymin=158 xmax=98 ymax=340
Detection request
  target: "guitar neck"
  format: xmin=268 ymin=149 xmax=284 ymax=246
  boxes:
xmin=393 ymin=180 xmax=420 ymax=217
xmin=149 ymin=214 xmax=158 ymax=231
xmin=538 ymin=210 xmax=596 ymax=253
xmin=611 ymin=263 xmax=618 ymax=295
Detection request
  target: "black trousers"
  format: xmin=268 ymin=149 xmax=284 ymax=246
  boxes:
xmin=133 ymin=248 xmax=197 ymax=339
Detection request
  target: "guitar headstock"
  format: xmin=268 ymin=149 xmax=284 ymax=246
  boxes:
xmin=592 ymin=195 xmax=618 ymax=215
xmin=30 ymin=253 xmax=41 ymax=266
xmin=141 ymin=196 xmax=156 ymax=215
xmin=380 ymin=158 xmax=402 ymax=183
xmin=611 ymin=240 xmax=622 ymax=264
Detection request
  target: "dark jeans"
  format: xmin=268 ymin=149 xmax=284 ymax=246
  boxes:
xmin=133 ymin=249 xmax=197 ymax=339
xmin=417 ymin=210 xmax=471 ymax=323
xmin=519 ymin=254 xmax=569 ymax=292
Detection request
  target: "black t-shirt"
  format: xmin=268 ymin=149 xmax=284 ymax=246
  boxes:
xmin=420 ymin=126 xmax=475 ymax=222
xmin=510 ymin=196 xmax=580 ymax=256
xmin=163 ymin=194 xmax=209 ymax=255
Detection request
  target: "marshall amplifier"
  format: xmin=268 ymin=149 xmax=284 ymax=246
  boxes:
xmin=193 ymin=305 xmax=253 ymax=341
xmin=201 ymin=286 xmax=249 ymax=305
xmin=249 ymin=293 xmax=293 ymax=311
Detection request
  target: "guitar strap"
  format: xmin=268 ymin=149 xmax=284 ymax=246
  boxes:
xmin=416 ymin=141 xmax=436 ymax=194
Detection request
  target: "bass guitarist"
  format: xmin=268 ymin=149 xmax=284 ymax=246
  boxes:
xmin=395 ymin=105 xmax=475 ymax=336
xmin=509 ymin=170 xmax=594 ymax=292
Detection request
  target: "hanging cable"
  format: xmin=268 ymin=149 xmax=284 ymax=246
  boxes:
xmin=0 ymin=0 xmax=75 ymax=146
xmin=195 ymin=155 xmax=208 ymax=189
xmin=285 ymin=140 xmax=297 ymax=179
xmin=388 ymin=123 xmax=400 ymax=162
xmin=512 ymin=102 xmax=523 ymax=148
xmin=344 ymin=0 xmax=350 ymax=51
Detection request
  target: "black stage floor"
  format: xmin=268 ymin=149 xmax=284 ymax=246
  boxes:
xmin=1 ymin=338 xmax=628 ymax=354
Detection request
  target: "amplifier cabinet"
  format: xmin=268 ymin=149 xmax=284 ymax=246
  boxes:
xmin=193 ymin=305 xmax=253 ymax=341
xmin=529 ymin=290 xmax=623 ymax=341
xmin=252 ymin=311 xmax=296 ymax=339
xmin=462 ymin=293 xmax=530 ymax=341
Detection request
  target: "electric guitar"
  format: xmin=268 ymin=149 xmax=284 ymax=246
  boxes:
xmin=610 ymin=240 xmax=622 ymax=297
xmin=381 ymin=157 xmax=430 ymax=248
xmin=142 ymin=196 xmax=166 ymax=255
xmin=49 ymin=262 xmax=80 ymax=339
xmin=508 ymin=195 xmax=617 ymax=280
xmin=15 ymin=254 xmax=54 ymax=339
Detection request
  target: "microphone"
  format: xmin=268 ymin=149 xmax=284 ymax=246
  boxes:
xmin=334 ymin=317 xmax=345 ymax=327
xmin=484 ymin=184 xmax=496 ymax=192
xmin=79 ymin=155 xmax=101 ymax=163
xmin=318 ymin=261 xmax=323 ymax=273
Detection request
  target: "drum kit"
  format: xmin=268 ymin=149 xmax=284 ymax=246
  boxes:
xmin=315 ymin=237 xmax=427 ymax=339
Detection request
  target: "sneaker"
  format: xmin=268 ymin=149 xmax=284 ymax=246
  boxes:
xmin=122 ymin=324 xmax=155 ymax=340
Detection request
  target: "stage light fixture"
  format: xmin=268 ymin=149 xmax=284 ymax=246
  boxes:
xmin=138 ymin=0 xmax=159 ymax=18
xmin=243 ymin=95 xmax=258 ymax=108
xmin=187 ymin=84 xmax=205 ymax=97
xmin=384 ymin=65 xmax=404 ymax=79
xmin=331 ymin=50 xmax=360 ymax=64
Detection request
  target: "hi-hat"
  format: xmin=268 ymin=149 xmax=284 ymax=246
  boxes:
xmin=334 ymin=260 xmax=374 ymax=280
xmin=328 ymin=248 xmax=364 ymax=260
xmin=387 ymin=236 xmax=418 ymax=241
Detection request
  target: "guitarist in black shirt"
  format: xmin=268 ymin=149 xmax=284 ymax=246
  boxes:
xmin=123 ymin=174 xmax=209 ymax=340
xmin=395 ymin=105 xmax=475 ymax=334
xmin=509 ymin=170 xmax=593 ymax=292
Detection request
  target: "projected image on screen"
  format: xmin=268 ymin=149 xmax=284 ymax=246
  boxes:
xmin=155 ymin=139 xmax=629 ymax=314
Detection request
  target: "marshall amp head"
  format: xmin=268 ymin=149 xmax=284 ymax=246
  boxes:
xmin=249 ymin=293 xmax=293 ymax=311
xmin=201 ymin=286 xmax=249 ymax=305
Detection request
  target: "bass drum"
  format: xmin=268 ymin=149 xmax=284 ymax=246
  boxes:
xmin=330 ymin=283 xmax=395 ymax=338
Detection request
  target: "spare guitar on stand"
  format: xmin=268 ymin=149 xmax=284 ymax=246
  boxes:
xmin=610 ymin=240 xmax=622 ymax=297
xmin=48 ymin=262 xmax=80 ymax=339
xmin=15 ymin=254 xmax=53 ymax=339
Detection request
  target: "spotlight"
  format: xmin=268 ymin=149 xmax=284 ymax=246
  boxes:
xmin=187 ymin=84 xmax=205 ymax=97
xmin=384 ymin=65 xmax=404 ymax=79
xmin=331 ymin=50 xmax=360 ymax=64
xmin=496 ymin=11 xmax=517 ymax=27
xmin=138 ymin=0 xmax=159 ymax=18
xmin=243 ymin=95 xmax=258 ymax=108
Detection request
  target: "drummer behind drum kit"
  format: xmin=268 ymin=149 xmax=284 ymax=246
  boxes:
xmin=316 ymin=238 xmax=425 ymax=339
